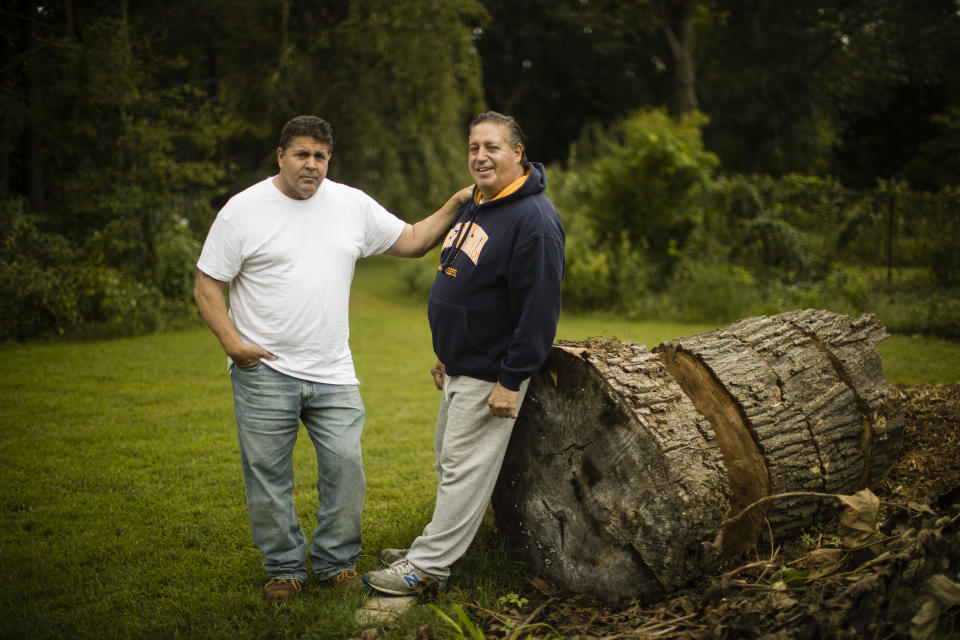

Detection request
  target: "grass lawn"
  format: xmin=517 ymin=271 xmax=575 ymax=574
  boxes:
xmin=1 ymin=256 xmax=957 ymax=639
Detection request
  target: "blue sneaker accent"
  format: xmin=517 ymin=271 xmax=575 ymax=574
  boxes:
xmin=362 ymin=560 xmax=445 ymax=596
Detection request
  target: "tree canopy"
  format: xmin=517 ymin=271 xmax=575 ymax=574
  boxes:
xmin=5 ymin=0 xmax=958 ymax=212
xmin=476 ymin=0 xmax=960 ymax=186
xmin=1 ymin=0 xmax=958 ymax=341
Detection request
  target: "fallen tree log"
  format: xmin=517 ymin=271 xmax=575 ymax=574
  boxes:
xmin=491 ymin=310 xmax=904 ymax=605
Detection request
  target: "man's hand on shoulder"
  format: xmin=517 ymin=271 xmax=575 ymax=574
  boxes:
xmin=452 ymin=185 xmax=474 ymax=208
xmin=385 ymin=185 xmax=473 ymax=258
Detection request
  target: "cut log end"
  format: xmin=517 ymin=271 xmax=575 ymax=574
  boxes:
xmin=657 ymin=345 xmax=769 ymax=554
xmin=493 ymin=310 xmax=904 ymax=605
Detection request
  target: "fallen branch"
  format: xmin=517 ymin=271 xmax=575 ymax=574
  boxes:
xmin=706 ymin=490 xmax=928 ymax=554
xmin=597 ymin=612 xmax=703 ymax=639
xmin=706 ymin=491 xmax=839 ymax=553
xmin=505 ymin=599 xmax=553 ymax=640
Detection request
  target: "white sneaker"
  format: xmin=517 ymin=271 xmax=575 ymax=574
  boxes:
xmin=362 ymin=559 xmax=445 ymax=595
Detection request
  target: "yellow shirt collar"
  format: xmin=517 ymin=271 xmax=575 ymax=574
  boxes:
xmin=475 ymin=168 xmax=530 ymax=204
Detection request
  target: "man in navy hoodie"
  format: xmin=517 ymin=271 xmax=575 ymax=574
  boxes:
xmin=363 ymin=111 xmax=565 ymax=595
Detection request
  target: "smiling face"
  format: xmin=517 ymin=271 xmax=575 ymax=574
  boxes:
xmin=469 ymin=121 xmax=524 ymax=201
xmin=274 ymin=136 xmax=331 ymax=200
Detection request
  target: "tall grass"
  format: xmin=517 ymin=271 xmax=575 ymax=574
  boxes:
xmin=1 ymin=256 xmax=956 ymax=639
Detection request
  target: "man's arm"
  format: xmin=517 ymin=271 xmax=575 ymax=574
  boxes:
xmin=193 ymin=270 xmax=276 ymax=367
xmin=385 ymin=186 xmax=474 ymax=258
xmin=490 ymin=225 xmax=565 ymax=418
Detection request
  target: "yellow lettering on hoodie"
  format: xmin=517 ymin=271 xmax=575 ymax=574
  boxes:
xmin=441 ymin=222 xmax=489 ymax=265
xmin=441 ymin=225 xmax=460 ymax=250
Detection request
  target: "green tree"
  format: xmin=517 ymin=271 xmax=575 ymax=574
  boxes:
xmin=144 ymin=0 xmax=487 ymax=218
xmin=0 ymin=0 xmax=491 ymax=340
xmin=554 ymin=108 xmax=718 ymax=281
xmin=311 ymin=0 xmax=488 ymax=217
xmin=475 ymin=0 xmax=665 ymax=164
xmin=694 ymin=0 xmax=960 ymax=186
xmin=695 ymin=3 xmax=848 ymax=176
xmin=829 ymin=0 xmax=960 ymax=189
xmin=476 ymin=0 xmax=960 ymax=189
xmin=584 ymin=0 xmax=711 ymax=115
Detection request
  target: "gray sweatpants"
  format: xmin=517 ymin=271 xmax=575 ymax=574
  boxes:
xmin=405 ymin=375 xmax=530 ymax=578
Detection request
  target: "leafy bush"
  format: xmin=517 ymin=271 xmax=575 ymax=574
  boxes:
xmin=546 ymin=153 xmax=960 ymax=339
xmin=154 ymin=221 xmax=202 ymax=300
xmin=668 ymin=260 xmax=764 ymax=324
xmin=0 ymin=200 xmax=78 ymax=340
xmin=552 ymin=109 xmax=718 ymax=280
xmin=694 ymin=174 xmax=847 ymax=282
xmin=397 ymin=250 xmax=440 ymax=300
xmin=871 ymin=292 xmax=960 ymax=340
xmin=763 ymin=268 xmax=870 ymax=317
xmin=559 ymin=211 xmax=651 ymax=313
xmin=737 ymin=215 xmax=827 ymax=279
xmin=0 ymin=198 xmax=192 ymax=342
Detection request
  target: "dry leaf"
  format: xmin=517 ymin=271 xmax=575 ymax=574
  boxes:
xmin=836 ymin=489 xmax=881 ymax=548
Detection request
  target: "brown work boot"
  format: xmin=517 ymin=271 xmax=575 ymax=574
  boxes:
xmin=264 ymin=578 xmax=303 ymax=602
xmin=319 ymin=569 xmax=362 ymax=588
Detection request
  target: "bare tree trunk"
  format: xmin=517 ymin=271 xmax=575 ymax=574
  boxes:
xmin=21 ymin=0 xmax=46 ymax=213
xmin=64 ymin=0 xmax=75 ymax=38
xmin=0 ymin=9 xmax=14 ymax=199
xmin=658 ymin=0 xmax=699 ymax=114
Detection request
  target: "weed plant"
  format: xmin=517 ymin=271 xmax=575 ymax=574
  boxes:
xmin=0 ymin=256 xmax=956 ymax=639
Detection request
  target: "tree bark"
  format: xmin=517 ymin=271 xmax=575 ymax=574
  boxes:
xmin=21 ymin=0 xmax=46 ymax=213
xmin=658 ymin=0 xmax=699 ymax=114
xmin=492 ymin=310 xmax=903 ymax=604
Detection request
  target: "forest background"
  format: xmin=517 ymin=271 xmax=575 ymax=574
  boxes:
xmin=2 ymin=0 xmax=959 ymax=343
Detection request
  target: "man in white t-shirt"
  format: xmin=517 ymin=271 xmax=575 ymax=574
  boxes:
xmin=194 ymin=115 xmax=471 ymax=603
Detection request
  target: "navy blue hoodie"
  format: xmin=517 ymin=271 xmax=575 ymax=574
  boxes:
xmin=428 ymin=162 xmax=565 ymax=391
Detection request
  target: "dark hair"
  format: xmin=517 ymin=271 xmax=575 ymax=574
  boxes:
xmin=469 ymin=111 xmax=527 ymax=164
xmin=278 ymin=115 xmax=334 ymax=151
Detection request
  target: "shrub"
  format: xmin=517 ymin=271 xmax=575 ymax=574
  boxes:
xmin=764 ymin=268 xmax=869 ymax=318
xmin=733 ymin=215 xmax=825 ymax=280
xmin=870 ymin=292 xmax=960 ymax=340
xmin=553 ymin=109 xmax=718 ymax=280
xmin=695 ymin=174 xmax=845 ymax=282
xmin=668 ymin=260 xmax=764 ymax=324
xmin=559 ymin=204 xmax=652 ymax=312
xmin=154 ymin=221 xmax=202 ymax=300
xmin=0 ymin=200 xmax=78 ymax=340
xmin=0 ymin=198 xmax=186 ymax=341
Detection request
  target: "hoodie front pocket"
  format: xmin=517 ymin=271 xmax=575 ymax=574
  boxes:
xmin=429 ymin=295 xmax=509 ymax=371
xmin=464 ymin=297 xmax=512 ymax=352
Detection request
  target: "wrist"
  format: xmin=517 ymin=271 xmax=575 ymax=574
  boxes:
xmin=221 ymin=336 xmax=246 ymax=357
xmin=497 ymin=376 xmax=522 ymax=392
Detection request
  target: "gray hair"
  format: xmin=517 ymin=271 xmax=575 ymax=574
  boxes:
xmin=469 ymin=111 xmax=527 ymax=164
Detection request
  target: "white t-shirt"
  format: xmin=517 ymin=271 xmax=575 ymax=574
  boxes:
xmin=197 ymin=176 xmax=405 ymax=384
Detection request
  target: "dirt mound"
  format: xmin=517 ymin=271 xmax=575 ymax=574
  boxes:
xmin=464 ymin=384 xmax=960 ymax=639
xmin=885 ymin=384 xmax=960 ymax=505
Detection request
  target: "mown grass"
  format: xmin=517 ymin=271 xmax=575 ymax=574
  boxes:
xmin=1 ymin=256 xmax=957 ymax=640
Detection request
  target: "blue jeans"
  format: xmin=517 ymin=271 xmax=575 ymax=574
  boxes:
xmin=230 ymin=363 xmax=365 ymax=582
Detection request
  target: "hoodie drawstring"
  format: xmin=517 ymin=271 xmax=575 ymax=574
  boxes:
xmin=439 ymin=205 xmax=480 ymax=275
